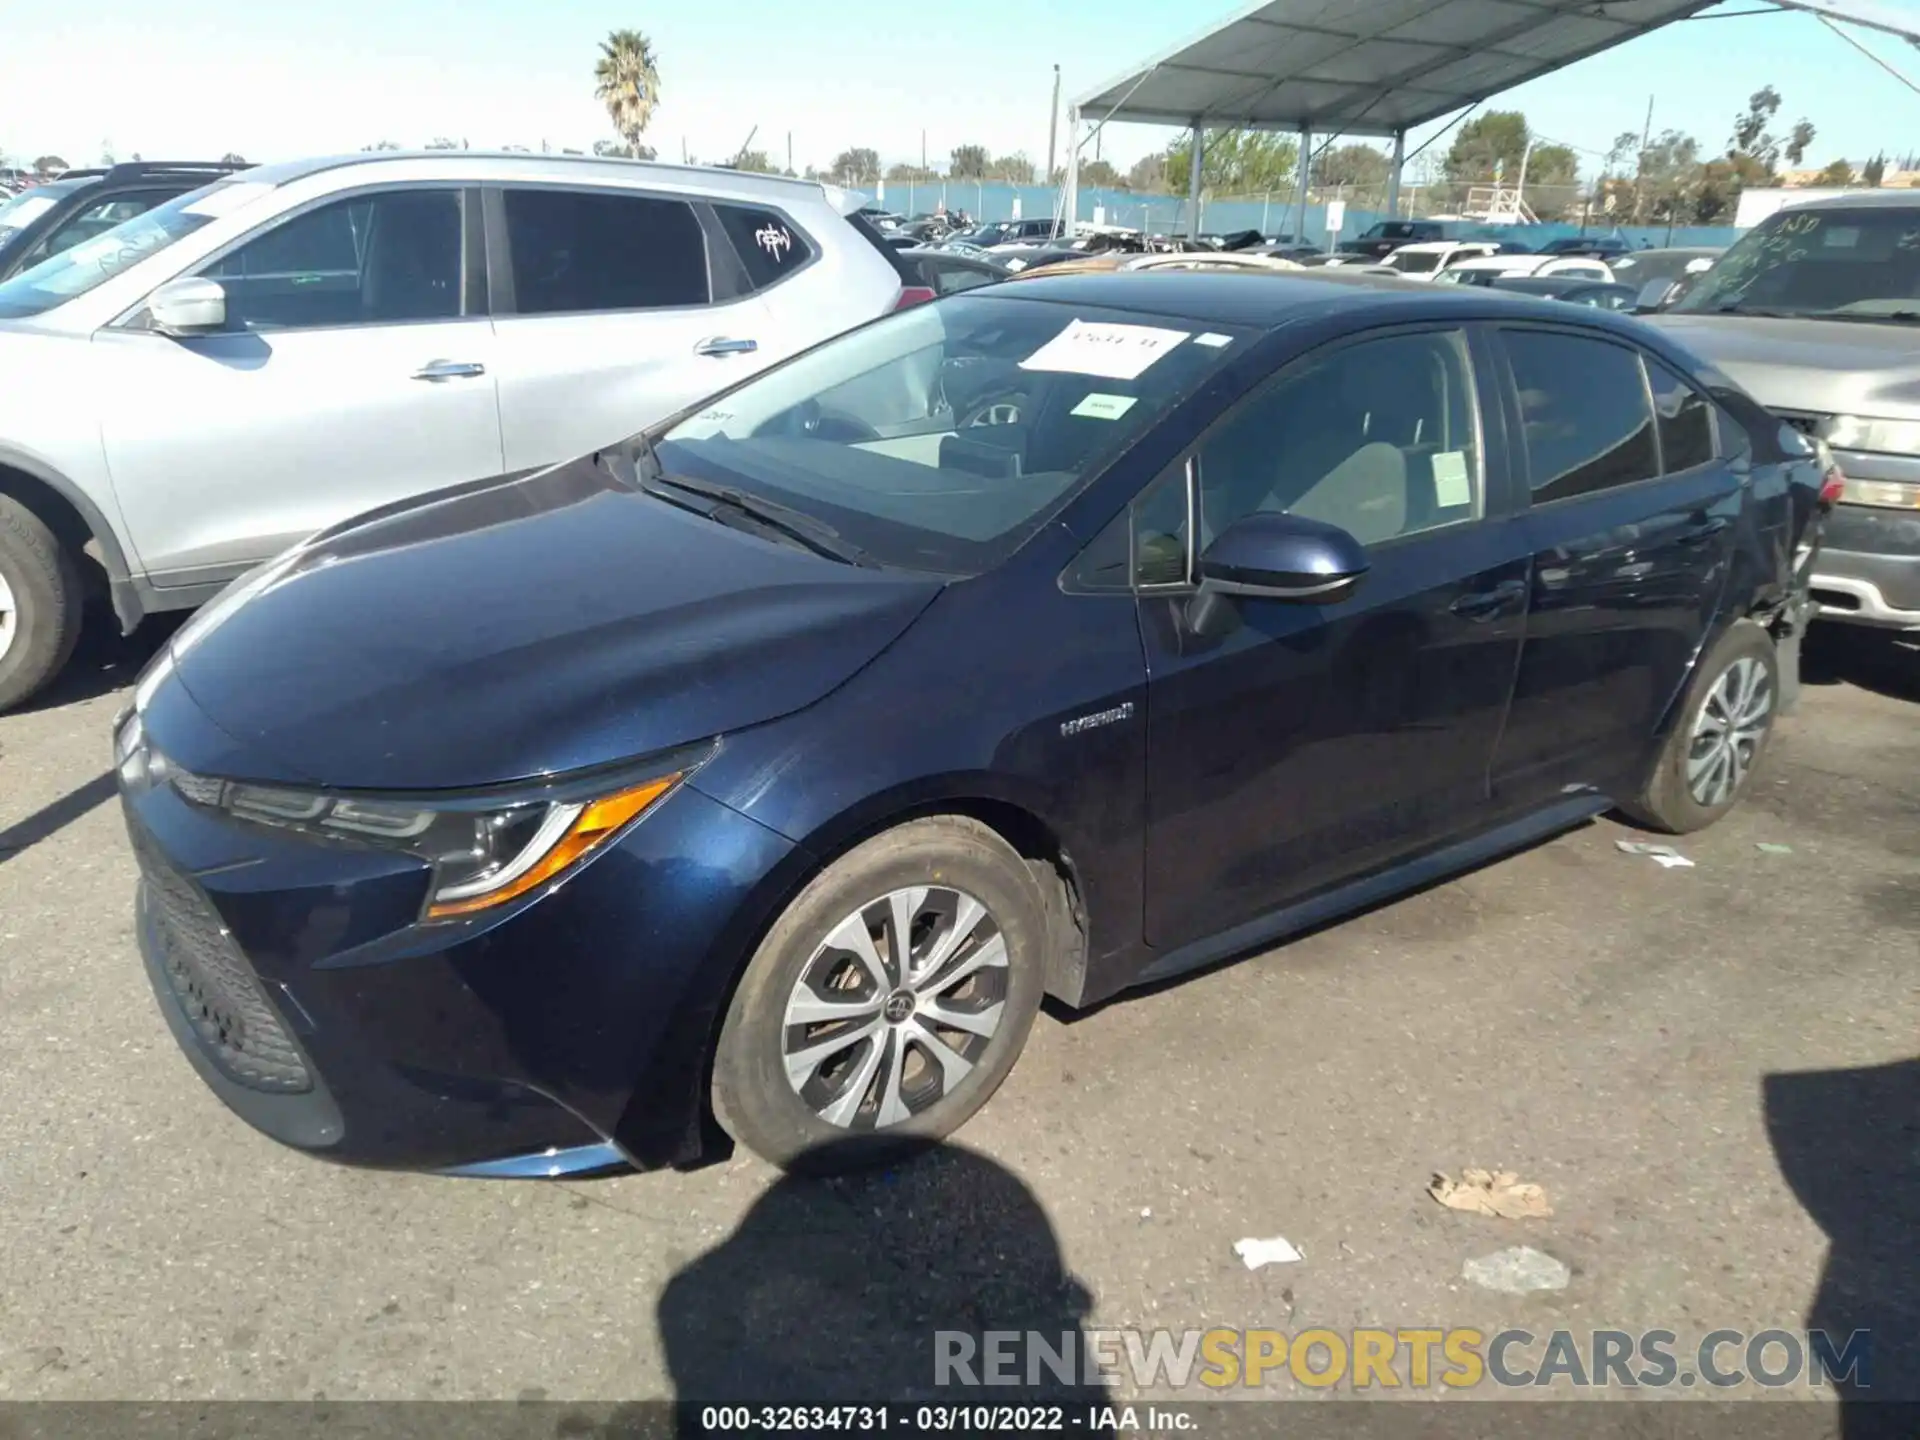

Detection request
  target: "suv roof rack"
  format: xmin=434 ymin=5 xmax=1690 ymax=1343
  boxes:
xmin=101 ymin=161 xmax=250 ymax=184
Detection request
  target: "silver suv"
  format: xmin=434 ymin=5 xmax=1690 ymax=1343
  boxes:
xmin=0 ymin=152 xmax=912 ymax=709
xmin=1654 ymin=191 xmax=1920 ymax=640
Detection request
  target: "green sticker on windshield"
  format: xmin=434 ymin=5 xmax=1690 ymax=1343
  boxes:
xmin=1071 ymin=393 xmax=1138 ymax=421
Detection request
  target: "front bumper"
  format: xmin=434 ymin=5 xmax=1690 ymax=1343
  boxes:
xmin=124 ymin=750 xmax=797 ymax=1176
xmin=1809 ymin=501 xmax=1920 ymax=631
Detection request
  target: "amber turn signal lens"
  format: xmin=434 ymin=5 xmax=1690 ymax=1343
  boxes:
xmin=425 ymin=773 xmax=680 ymax=919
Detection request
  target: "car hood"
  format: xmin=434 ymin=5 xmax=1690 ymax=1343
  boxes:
xmin=157 ymin=459 xmax=944 ymax=790
xmin=1650 ymin=314 xmax=1920 ymax=417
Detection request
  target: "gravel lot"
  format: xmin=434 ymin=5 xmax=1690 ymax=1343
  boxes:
xmin=0 ymin=616 xmax=1913 ymax=1415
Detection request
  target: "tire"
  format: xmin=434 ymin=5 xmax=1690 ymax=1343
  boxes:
xmin=712 ymin=816 xmax=1048 ymax=1174
xmin=1621 ymin=620 xmax=1780 ymax=835
xmin=0 ymin=495 xmax=83 ymax=714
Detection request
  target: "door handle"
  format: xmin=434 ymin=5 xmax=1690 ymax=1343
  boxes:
xmin=695 ymin=337 xmax=758 ymax=357
xmin=1675 ymin=517 xmax=1730 ymax=547
xmin=412 ymin=360 xmax=486 ymax=381
xmin=1449 ymin=578 xmax=1527 ymax=620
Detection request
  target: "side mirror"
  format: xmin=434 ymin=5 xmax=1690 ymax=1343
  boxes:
xmin=1197 ymin=511 xmax=1369 ymax=602
xmin=147 ymin=277 xmax=228 ymax=336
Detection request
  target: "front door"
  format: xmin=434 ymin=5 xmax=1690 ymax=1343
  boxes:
xmin=101 ymin=185 xmax=501 ymax=586
xmin=1487 ymin=327 xmax=1743 ymax=809
xmin=1138 ymin=327 xmax=1531 ymax=950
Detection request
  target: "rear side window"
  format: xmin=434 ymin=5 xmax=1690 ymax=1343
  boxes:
xmin=504 ymin=189 xmax=709 ymax=314
xmin=1646 ymin=358 xmax=1716 ymax=472
xmin=714 ymin=204 xmax=814 ymax=290
xmin=1505 ymin=331 xmax=1657 ymax=503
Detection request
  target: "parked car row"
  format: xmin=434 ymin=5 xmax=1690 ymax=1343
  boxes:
xmin=2 ymin=148 xmax=1898 ymax=1190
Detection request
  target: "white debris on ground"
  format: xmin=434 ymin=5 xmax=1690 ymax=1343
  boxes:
xmin=1429 ymin=1168 xmax=1554 ymax=1219
xmin=1233 ymin=1235 xmax=1304 ymax=1269
xmin=1615 ymin=840 xmax=1695 ymax=869
xmin=1463 ymin=1246 xmax=1572 ymax=1294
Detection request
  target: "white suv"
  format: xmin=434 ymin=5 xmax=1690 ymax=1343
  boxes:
xmin=0 ymin=152 xmax=912 ymax=709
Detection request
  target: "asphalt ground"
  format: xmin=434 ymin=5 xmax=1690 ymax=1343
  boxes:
xmin=0 ymin=614 xmax=1914 ymax=1425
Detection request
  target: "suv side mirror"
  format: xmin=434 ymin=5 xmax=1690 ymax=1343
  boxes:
xmin=1197 ymin=511 xmax=1369 ymax=601
xmin=148 ymin=277 xmax=228 ymax=336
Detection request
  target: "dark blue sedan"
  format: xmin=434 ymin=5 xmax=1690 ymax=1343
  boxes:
xmin=117 ymin=271 xmax=1824 ymax=1177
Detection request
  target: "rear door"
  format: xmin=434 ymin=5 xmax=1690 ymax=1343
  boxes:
xmin=99 ymin=184 xmax=501 ymax=585
xmin=1135 ymin=325 xmax=1533 ymax=948
xmin=486 ymin=185 xmax=776 ymax=469
xmin=1488 ymin=327 xmax=1742 ymax=809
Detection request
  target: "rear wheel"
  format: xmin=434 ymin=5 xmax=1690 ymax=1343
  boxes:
xmin=712 ymin=817 xmax=1047 ymax=1173
xmin=0 ymin=496 xmax=83 ymax=713
xmin=1622 ymin=620 xmax=1779 ymax=834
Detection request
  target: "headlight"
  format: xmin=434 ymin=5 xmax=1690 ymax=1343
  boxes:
xmin=1820 ymin=415 xmax=1920 ymax=456
xmin=133 ymin=736 xmax=697 ymax=919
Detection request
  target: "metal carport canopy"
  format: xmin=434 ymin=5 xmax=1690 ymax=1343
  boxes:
xmin=1073 ymin=0 xmax=1715 ymax=139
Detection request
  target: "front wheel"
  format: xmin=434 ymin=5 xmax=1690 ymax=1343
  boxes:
xmin=712 ymin=817 xmax=1047 ymax=1173
xmin=0 ymin=496 xmax=83 ymax=713
xmin=1622 ymin=620 xmax=1780 ymax=834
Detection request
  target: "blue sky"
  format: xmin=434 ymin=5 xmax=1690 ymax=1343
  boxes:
xmin=3 ymin=0 xmax=1916 ymax=178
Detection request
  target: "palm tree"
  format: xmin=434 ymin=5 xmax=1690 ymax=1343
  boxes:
xmin=594 ymin=29 xmax=661 ymax=155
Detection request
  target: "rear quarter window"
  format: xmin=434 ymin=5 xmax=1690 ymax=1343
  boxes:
xmin=715 ymin=204 xmax=816 ymax=291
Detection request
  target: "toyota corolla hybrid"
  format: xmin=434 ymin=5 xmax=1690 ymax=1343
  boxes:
xmin=118 ymin=271 xmax=1823 ymax=1178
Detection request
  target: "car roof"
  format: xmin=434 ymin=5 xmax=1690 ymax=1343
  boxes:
xmin=1774 ymin=189 xmax=1920 ymax=212
xmin=229 ymin=151 xmax=845 ymax=206
xmin=988 ymin=267 xmax=1648 ymax=332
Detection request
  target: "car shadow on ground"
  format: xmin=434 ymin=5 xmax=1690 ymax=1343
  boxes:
xmin=1801 ymin=624 xmax=1919 ymax=706
xmin=1764 ymin=1056 xmax=1920 ymax=1432
xmin=560 ymin=1142 xmax=1112 ymax=1436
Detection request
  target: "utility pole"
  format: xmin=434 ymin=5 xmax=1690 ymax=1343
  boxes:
xmin=922 ymin=129 xmax=928 ymax=173
xmin=787 ymin=132 xmax=793 ymax=175
xmin=1633 ymin=94 xmax=1653 ymax=224
xmin=1046 ymin=64 xmax=1061 ymax=182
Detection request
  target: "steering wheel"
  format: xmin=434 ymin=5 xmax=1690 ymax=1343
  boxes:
xmin=784 ymin=398 xmax=882 ymax=444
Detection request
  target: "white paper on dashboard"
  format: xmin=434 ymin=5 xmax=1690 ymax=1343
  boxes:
xmin=1020 ymin=320 xmax=1191 ymax=380
xmin=1431 ymin=450 xmax=1473 ymax=508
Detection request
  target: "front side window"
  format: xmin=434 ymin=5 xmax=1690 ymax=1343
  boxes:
xmin=655 ymin=296 xmax=1250 ymax=573
xmin=1505 ymin=330 xmax=1657 ymax=503
xmin=1671 ymin=205 xmax=1920 ymax=320
xmin=714 ymin=204 xmax=814 ymax=291
xmin=1194 ymin=329 xmax=1482 ymax=549
xmin=505 ymin=189 xmax=709 ymax=314
xmin=206 ymin=189 xmax=462 ymax=330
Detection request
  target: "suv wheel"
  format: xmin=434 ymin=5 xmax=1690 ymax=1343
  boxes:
xmin=0 ymin=496 xmax=83 ymax=712
xmin=712 ymin=817 xmax=1047 ymax=1173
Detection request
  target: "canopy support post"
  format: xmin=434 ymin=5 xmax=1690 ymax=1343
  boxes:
xmin=1293 ymin=123 xmax=1312 ymax=243
xmin=1186 ymin=120 xmax=1205 ymax=239
xmin=1386 ymin=128 xmax=1405 ymax=217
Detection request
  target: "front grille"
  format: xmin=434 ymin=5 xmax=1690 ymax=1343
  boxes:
xmin=133 ymin=826 xmax=312 ymax=1094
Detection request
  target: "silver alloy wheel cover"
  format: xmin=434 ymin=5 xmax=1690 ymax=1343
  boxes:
xmin=781 ymin=885 xmax=1008 ymax=1130
xmin=1687 ymin=654 xmax=1773 ymax=807
xmin=0 ymin=568 xmax=15 ymax=664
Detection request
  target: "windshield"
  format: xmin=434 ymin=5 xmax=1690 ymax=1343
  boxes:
xmin=1672 ymin=206 xmax=1920 ymax=319
xmin=1389 ymin=250 xmax=1442 ymax=273
xmin=1362 ymin=222 xmax=1425 ymax=241
xmin=653 ymin=295 xmax=1253 ymax=574
xmin=0 ymin=182 xmax=248 ymax=319
xmin=0 ymin=184 xmax=74 ymax=241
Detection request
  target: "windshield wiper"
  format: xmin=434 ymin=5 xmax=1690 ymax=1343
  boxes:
xmin=1811 ymin=309 xmax=1920 ymax=323
xmin=640 ymin=473 xmax=878 ymax=568
xmin=1710 ymin=302 xmax=1800 ymax=317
